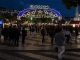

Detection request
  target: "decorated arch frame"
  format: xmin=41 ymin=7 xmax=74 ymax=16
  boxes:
xmin=17 ymin=5 xmax=62 ymax=20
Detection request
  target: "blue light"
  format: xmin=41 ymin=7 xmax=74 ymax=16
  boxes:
xmin=44 ymin=8 xmax=62 ymax=17
xmin=51 ymin=9 xmax=61 ymax=17
xmin=0 ymin=20 xmax=3 ymax=24
xmin=18 ymin=8 xmax=36 ymax=16
xmin=18 ymin=9 xmax=29 ymax=16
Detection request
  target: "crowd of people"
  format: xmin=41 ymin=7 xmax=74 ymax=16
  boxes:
xmin=0 ymin=25 xmax=79 ymax=45
xmin=0 ymin=25 xmax=27 ymax=46
xmin=0 ymin=24 xmax=79 ymax=60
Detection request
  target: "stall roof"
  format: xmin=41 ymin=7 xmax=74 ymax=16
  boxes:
xmin=70 ymin=21 xmax=79 ymax=24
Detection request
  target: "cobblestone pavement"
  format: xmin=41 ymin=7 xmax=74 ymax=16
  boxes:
xmin=0 ymin=32 xmax=80 ymax=60
xmin=0 ymin=50 xmax=80 ymax=60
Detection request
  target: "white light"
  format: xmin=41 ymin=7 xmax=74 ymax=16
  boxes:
xmin=78 ymin=18 xmax=79 ymax=21
xmin=30 ymin=5 xmax=49 ymax=9
xmin=55 ymin=20 xmax=58 ymax=23
xmin=30 ymin=5 xmax=34 ymax=8
xmin=73 ymin=24 xmax=75 ymax=27
xmin=52 ymin=19 xmax=54 ymax=21
xmin=65 ymin=21 xmax=67 ymax=24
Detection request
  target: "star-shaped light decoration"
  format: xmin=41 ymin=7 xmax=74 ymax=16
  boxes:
xmin=38 ymin=10 xmax=42 ymax=14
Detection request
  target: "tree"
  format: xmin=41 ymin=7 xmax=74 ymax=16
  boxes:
xmin=62 ymin=0 xmax=80 ymax=19
xmin=0 ymin=13 xmax=3 ymax=19
xmin=62 ymin=0 xmax=80 ymax=9
xmin=11 ymin=13 xmax=17 ymax=22
xmin=40 ymin=18 xmax=52 ymax=23
xmin=21 ymin=17 xmax=28 ymax=23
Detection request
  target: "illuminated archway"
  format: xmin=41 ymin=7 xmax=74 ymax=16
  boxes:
xmin=17 ymin=8 xmax=62 ymax=19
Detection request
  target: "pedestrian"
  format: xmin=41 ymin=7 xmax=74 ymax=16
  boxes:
xmin=22 ymin=27 xmax=27 ymax=46
xmin=14 ymin=26 xmax=20 ymax=46
xmin=75 ymin=27 xmax=78 ymax=39
xmin=2 ymin=26 xmax=9 ymax=43
xmin=31 ymin=26 xmax=35 ymax=37
xmin=41 ymin=27 xmax=46 ymax=43
xmin=49 ymin=28 xmax=55 ymax=44
xmin=64 ymin=29 xmax=71 ymax=44
xmin=55 ymin=28 xmax=66 ymax=60
xmin=0 ymin=26 xmax=2 ymax=42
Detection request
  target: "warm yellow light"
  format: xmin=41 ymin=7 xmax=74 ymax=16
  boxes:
xmin=73 ymin=24 xmax=75 ymax=27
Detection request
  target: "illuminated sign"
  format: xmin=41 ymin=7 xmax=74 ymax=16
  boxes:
xmin=30 ymin=5 xmax=49 ymax=9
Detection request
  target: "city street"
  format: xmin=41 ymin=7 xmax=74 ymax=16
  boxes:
xmin=0 ymin=32 xmax=80 ymax=60
xmin=0 ymin=0 xmax=80 ymax=60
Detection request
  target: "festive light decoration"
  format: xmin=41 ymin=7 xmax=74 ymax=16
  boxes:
xmin=17 ymin=5 xmax=62 ymax=19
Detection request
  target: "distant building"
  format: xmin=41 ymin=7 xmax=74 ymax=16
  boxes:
xmin=0 ymin=7 xmax=20 ymax=15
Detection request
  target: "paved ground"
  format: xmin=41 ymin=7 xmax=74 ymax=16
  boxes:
xmin=0 ymin=32 xmax=80 ymax=60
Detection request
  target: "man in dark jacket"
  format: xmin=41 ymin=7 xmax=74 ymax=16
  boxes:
xmin=41 ymin=27 xmax=46 ymax=43
xmin=49 ymin=28 xmax=55 ymax=44
xmin=14 ymin=27 xmax=20 ymax=46
xmin=2 ymin=26 xmax=9 ymax=43
xmin=55 ymin=28 xmax=66 ymax=60
xmin=22 ymin=27 xmax=27 ymax=46
xmin=31 ymin=26 xmax=35 ymax=37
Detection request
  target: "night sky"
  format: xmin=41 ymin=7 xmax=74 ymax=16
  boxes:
xmin=0 ymin=0 xmax=80 ymax=17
